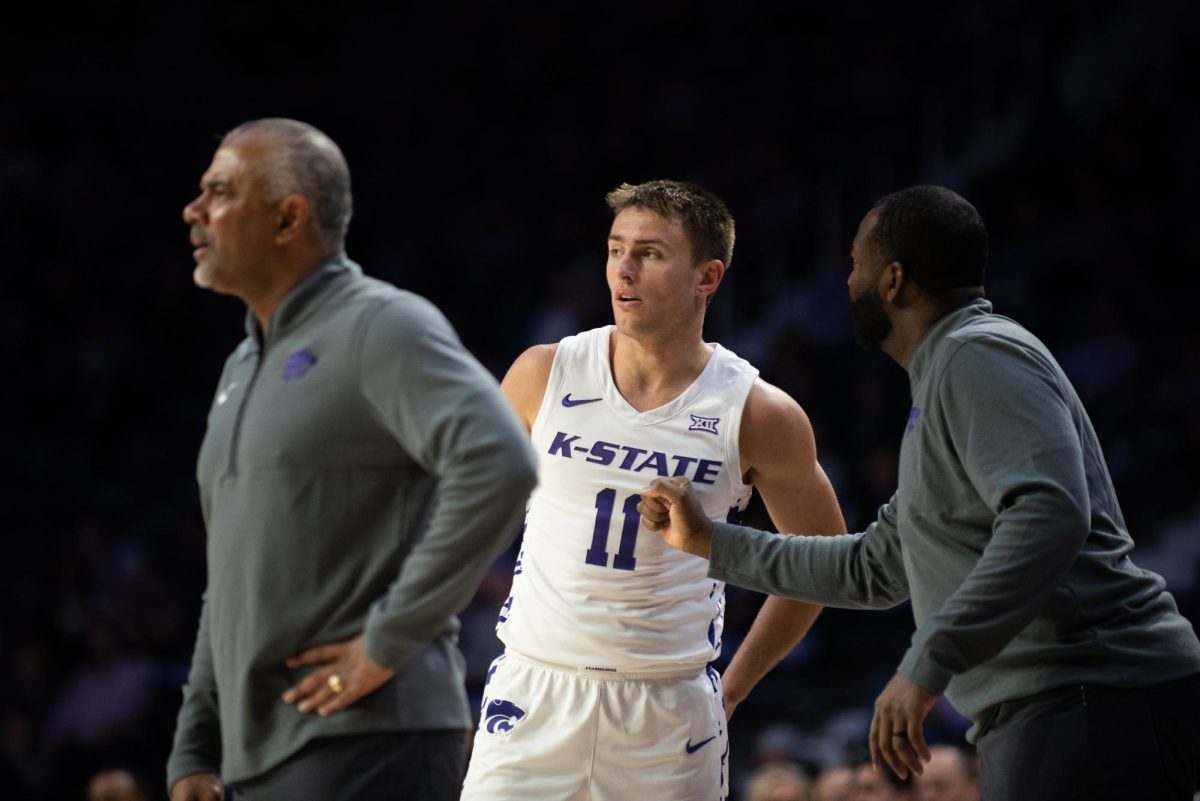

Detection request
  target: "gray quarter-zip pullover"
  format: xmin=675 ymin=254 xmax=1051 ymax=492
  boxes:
xmin=167 ymin=257 xmax=537 ymax=785
xmin=708 ymin=299 xmax=1200 ymax=739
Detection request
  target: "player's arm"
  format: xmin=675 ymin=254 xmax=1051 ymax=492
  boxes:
xmin=720 ymin=379 xmax=847 ymax=718
xmin=499 ymin=343 xmax=557 ymax=432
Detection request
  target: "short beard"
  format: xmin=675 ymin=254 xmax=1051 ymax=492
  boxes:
xmin=850 ymin=287 xmax=892 ymax=350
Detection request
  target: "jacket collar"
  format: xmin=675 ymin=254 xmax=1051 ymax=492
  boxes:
xmin=244 ymin=254 xmax=361 ymax=344
xmin=908 ymin=298 xmax=992 ymax=388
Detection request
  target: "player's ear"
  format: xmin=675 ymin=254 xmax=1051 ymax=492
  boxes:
xmin=696 ymin=259 xmax=725 ymax=300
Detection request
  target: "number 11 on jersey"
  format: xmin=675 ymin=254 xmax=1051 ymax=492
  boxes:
xmin=585 ymin=488 xmax=640 ymax=570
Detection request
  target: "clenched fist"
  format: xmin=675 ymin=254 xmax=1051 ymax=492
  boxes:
xmin=638 ymin=477 xmax=714 ymax=558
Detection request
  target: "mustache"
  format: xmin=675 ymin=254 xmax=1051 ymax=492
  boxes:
xmin=190 ymin=226 xmax=210 ymax=247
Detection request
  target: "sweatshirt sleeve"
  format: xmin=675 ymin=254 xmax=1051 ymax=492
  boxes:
xmin=709 ymin=494 xmax=910 ymax=610
xmin=898 ymin=338 xmax=1090 ymax=694
xmin=355 ymin=296 xmax=539 ymax=671
xmin=166 ymin=595 xmax=222 ymax=791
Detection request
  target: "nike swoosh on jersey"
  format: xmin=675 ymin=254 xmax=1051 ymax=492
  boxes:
xmin=685 ymin=736 xmax=717 ymax=754
xmin=561 ymin=394 xmax=603 ymax=407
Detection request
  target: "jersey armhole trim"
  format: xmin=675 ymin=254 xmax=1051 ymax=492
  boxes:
xmin=723 ymin=374 xmax=757 ymax=503
xmin=530 ymin=342 xmax=571 ymax=442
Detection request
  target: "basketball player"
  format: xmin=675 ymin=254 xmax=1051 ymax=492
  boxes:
xmin=460 ymin=180 xmax=846 ymax=800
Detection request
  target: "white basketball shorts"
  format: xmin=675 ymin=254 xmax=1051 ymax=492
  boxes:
xmin=460 ymin=652 xmax=729 ymax=801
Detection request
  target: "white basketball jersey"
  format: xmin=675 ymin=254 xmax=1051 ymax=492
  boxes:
xmin=498 ymin=325 xmax=758 ymax=672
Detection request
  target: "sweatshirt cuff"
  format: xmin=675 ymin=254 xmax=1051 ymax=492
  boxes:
xmin=363 ymin=606 xmax=428 ymax=671
xmin=166 ymin=758 xmax=220 ymax=795
xmin=707 ymin=522 xmax=741 ymax=579
xmin=897 ymin=636 xmax=953 ymax=695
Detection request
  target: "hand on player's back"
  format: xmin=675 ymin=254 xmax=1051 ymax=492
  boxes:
xmin=638 ymin=477 xmax=715 ymax=559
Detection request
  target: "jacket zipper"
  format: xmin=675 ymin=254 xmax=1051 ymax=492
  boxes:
xmin=228 ymin=343 xmax=265 ymax=476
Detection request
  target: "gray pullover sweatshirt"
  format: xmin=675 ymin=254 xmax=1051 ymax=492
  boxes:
xmin=167 ymin=257 xmax=538 ymax=785
xmin=709 ymin=300 xmax=1200 ymax=739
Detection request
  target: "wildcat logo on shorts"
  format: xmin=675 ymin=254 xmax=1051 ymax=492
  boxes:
xmin=483 ymin=698 xmax=527 ymax=734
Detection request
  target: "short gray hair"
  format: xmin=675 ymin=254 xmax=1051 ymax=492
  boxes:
xmin=223 ymin=118 xmax=353 ymax=254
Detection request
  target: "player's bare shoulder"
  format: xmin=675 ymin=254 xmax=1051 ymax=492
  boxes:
xmin=501 ymin=344 xmax=559 ymax=431
xmin=739 ymin=378 xmax=817 ymax=482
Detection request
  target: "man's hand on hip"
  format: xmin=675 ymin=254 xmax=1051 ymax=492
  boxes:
xmin=282 ymin=632 xmax=395 ymax=717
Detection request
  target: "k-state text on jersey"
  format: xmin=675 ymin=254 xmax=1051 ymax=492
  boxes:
xmin=547 ymin=431 xmax=723 ymax=484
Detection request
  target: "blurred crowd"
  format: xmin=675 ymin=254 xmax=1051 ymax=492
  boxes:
xmin=3 ymin=1 xmax=1198 ymax=798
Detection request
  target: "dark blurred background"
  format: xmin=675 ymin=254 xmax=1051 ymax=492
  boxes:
xmin=3 ymin=2 xmax=1199 ymax=798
